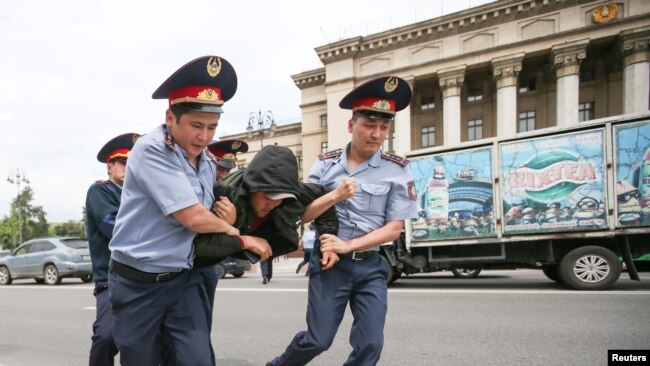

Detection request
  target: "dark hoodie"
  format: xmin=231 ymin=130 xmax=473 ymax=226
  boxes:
xmin=194 ymin=145 xmax=338 ymax=267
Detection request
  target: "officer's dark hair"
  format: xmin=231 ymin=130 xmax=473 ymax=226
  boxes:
xmin=351 ymin=111 xmax=393 ymax=122
xmin=170 ymin=103 xmax=202 ymax=123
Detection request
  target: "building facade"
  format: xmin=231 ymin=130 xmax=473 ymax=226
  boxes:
xmin=225 ymin=0 xmax=650 ymax=181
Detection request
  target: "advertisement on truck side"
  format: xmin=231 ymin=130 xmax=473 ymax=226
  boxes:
xmin=499 ymin=129 xmax=607 ymax=234
xmin=408 ymin=147 xmax=496 ymax=241
xmin=614 ymin=121 xmax=650 ymax=228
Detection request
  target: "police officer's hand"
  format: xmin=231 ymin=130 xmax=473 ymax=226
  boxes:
xmin=213 ymin=196 xmax=236 ymax=225
xmin=335 ymin=177 xmax=356 ymax=201
xmin=321 ymin=251 xmax=339 ymax=270
xmin=241 ymin=235 xmax=273 ymax=261
xmin=319 ymin=234 xmax=350 ymax=254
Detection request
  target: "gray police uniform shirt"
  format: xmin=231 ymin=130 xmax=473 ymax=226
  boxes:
xmin=308 ymin=144 xmax=418 ymax=248
xmin=110 ymin=124 xmax=216 ymax=273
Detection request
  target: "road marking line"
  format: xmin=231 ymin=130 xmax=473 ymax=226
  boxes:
xmin=212 ymin=288 xmax=650 ymax=295
xmin=84 ymin=307 xmax=96 ymax=310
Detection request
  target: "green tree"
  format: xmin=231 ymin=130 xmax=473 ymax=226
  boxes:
xmin=0 ymin=186 xmax=49 ymax=250
xmin=51 ymin=220 xmax=86 ymax=238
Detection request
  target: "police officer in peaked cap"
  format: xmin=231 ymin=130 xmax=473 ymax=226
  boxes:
xmin=86 ymin=132 xmax=138 ymax=366
xmin=207 ymin=139 xmax=249 ymax=182
xmin=108 ymin=56 xmax=272 ymax=366
xmin=268 ymin=76 xmax=419 ymax=366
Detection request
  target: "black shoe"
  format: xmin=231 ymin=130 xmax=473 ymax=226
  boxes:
xmin=263 ymin=276 xmax=268 ymax=285
xmin=295 ymin=267 xmax=300 ymax=274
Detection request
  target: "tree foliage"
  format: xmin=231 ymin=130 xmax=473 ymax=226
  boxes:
xmin=0 ymin=186 xmax=49 ymax=250
xmin=51 ymin=220 xmax=86 ymax=238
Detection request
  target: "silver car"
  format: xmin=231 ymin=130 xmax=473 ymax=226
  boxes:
xmin=0 ymin=237 xmax=92 ymax=285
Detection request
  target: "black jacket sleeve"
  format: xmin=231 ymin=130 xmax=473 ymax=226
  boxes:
xmin=299 ymin=183 xmax=339 ymax=236
xmin=193 ymin=233 xmax=243 ymax=267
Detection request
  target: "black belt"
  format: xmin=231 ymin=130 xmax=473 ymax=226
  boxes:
xmin=109 ymin=260 xmax=183 ymax=283
xmin=340 ymin=251 xmax=377 ymax=261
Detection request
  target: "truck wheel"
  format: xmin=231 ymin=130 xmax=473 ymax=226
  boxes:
xmin=541 ymin=264 xmax=563 ymax=283
xmin=559 ymin=246 xmax=621 ymax=290
xmin=379 ymin=255 xmax=399 ymax=285
xmin=451 ymin=266 xmax=482 ymax=279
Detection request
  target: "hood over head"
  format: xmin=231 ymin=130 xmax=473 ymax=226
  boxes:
xmin=243 ymin=145 xmax=300 ymax=201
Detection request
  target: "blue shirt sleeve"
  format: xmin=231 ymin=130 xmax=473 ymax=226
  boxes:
xmin=130 ymin=143 xmax=199 ymax=216
xmin=386 ymin=165 xmax=419 ymax=221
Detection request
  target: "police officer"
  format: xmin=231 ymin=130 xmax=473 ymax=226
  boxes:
xmin=198 ymin=138 xmax=248 ymax=365
xmin=267 ymin=76 xmax=419 ymax=366
xmin=85 ymin=132 xmax=138 ymax=366
xmin=207 ymin=139 xmax=248 ymax=181
xmin=108 ymin=56 xmax=272 ymax=366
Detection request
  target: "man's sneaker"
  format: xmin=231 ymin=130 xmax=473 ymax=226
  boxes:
xmin=263 ymin=276 xmax=269 ymax=285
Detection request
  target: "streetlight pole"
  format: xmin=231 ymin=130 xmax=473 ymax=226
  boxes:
xmin=247 ymin=109 xmax=277 ymax=148
xmin=6 ymin=168 xmax=29 ymax=246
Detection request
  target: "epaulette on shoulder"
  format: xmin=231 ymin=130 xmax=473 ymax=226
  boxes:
xmin=318 ymin=149 xmax=343 ymax=161
xmin=381 ymin=152 xmax=408 ymax=167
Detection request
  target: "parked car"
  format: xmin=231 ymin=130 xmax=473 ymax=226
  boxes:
xmin=0 ymin=237 xmax=92 ymax=285
xmin=0 ymin=250 xmax=10 ymax=258
xmin=215 ymin=256 xmax=251 ymax=279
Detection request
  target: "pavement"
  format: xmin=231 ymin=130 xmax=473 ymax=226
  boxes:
xmin=248 ymin=257 xmax=307 ymax=275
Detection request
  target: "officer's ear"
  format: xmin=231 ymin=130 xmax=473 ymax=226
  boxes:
xmin=348 ymin=119 xmax=354 ymax=133
xmin=165 ymin=109 xmax=175 ymax=128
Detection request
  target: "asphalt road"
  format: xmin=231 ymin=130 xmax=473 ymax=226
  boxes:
xmin=1 ymin=262 xmax=649 ymax=366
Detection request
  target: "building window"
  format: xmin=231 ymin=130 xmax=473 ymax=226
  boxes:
xmin=421 ymin=96 xmax=435 ymax=111
xmin=467 ymin=119 xmax=483 ymax=141
xmin=579 ymin=102 xmax=595 ymax=122
xmin=518 ymin=111 xmax=536 ymax=132
xmin=321 ymin=141 xmax=328 ymax=153
xmin=519 ymin=78 xmax=536 ymax=93
xmin=467 ymin=87 xmax=483 ymax=102
xmin=421 ymin=126 xmax=435 ymax=147
xmin=320 ymin=114 xmax=328 ymax=127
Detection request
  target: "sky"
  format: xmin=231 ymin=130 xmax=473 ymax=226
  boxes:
xmin=0 ymin=0 xmax=494 ymax=223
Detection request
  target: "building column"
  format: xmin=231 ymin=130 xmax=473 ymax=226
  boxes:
xmin=620 ymin=27 xmax=650 ymax=114
xmin=393 ymin=76 xmax=414 ymax=155
xmin=492 ymin=53 xmax=524 ymax=137
xmin=551 ymin=39 xmax=588 ymax=127
xmin=438 ymin=65 xmax=465 ymax=146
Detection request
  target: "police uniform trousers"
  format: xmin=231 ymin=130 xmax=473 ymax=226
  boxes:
xmin=268 ymin=249 xmax=389 ymax=366
xmin=199 ymin=265 xmax=219 ymax=366
xmin=160 ymin=266 xmax=219 ymax=366
xmin=89 ymin=281 xmax=118 ymax=366
xmin=109 ymin=267 xmax=211 ymax=366
xmin=261 ymin=259 xmax=273 ymax=279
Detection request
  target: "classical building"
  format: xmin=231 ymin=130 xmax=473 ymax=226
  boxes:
xmin=225 ymin=0 xmax=650 ymax=180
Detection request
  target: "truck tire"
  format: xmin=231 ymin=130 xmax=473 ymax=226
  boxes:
xmin=541 ymin=264 xmax=563 ymax=283
xmin=451 ymin=266 xmax=482 ymax=279
xmin=559 ymin=246 xmax=621 ymax=290
xmin=379 ymin=255 xmax=400 ymax=284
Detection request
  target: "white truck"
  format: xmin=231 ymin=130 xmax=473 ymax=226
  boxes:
xmin=381 ymin=113 xmax=650 ymax=290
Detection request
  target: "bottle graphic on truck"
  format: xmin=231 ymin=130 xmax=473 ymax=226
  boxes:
xmin=638 ymin=147 xmax=650 ymax=208
xmin=425 ymin=165 xmax=449 ymax=225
